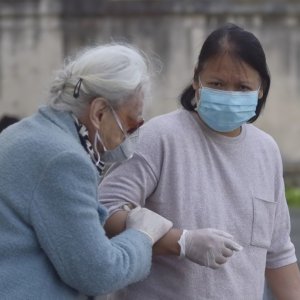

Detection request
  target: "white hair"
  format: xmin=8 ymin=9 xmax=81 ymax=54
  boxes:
xmin=48 ymin=43 xmax=152 ymax=116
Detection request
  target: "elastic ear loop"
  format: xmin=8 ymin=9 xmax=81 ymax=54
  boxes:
xmin=93 ymin=131 xmax=106 ymax=166
xmin=195 ymin=79 xmax=203 ymax=109
xmin=110 ymin=108 xmax=127 ymax=137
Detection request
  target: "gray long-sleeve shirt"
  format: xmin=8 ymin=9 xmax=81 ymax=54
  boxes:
xmin=100 ymin=109 xmax=296 ymax=300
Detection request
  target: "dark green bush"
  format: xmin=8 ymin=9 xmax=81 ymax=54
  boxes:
xmin=286 ymin=187 xmax=300 ymax=207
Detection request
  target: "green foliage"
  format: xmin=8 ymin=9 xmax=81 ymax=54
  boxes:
xmin=286 ymin=187 xmax=300 ymax=207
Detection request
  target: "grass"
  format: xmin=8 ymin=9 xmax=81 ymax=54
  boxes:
xmin=286 ymin=187 xmax=300 ymax=207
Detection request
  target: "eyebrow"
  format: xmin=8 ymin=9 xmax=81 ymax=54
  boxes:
xmin=206 ymin=77 xmax=255 ymax=85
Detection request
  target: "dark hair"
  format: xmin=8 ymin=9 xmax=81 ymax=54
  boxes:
xmin=180 ymin=23 xmax=271 ymax=123
xmin=0 ymin=115 xmax=20 ymax=133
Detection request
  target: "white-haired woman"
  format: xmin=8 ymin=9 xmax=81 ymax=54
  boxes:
xmin=0 ymin=44 xmax=173 ymax=299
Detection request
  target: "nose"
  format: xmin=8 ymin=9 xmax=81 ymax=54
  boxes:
xmin=127 ymin=119 xmax=144 ymax=135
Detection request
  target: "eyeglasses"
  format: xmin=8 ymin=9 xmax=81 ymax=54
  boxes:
xmin=111 ymin=108 xmax=144 ymax=137
xmin=126 ymin=119 xmax=144 ymax=135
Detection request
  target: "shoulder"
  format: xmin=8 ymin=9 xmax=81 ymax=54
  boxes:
xmin=0 ymin=108 xmax=91 ymax=179
xmin=246 ymin=124 xmax=281 ymax=158
xmin=134 ymin=109 xmax=193 ymax=167
xmin=145 ymin=109 xmax=190 ymax=127
xmin=141 ymin=109 xmax=192 ymax=138
xmin=18 ymin=109 xmax=84 ymax=159
xmin=247 ymin=124 xmax=279 ymax=147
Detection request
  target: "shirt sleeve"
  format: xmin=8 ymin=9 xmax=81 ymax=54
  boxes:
xmin=29 ymin=151 xmax=152 ymax=296
xmin=266 ymin=148 xmax=297 ymax=268
xmin=100 ymin=152 xmax=158 ymax=216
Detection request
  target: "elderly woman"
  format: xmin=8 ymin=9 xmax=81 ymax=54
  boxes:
xmin=0 ymin=44 xmax=174 ymax=298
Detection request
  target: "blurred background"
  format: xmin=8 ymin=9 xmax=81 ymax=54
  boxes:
xmin=1 ymin=0 xmax=300 ymax=262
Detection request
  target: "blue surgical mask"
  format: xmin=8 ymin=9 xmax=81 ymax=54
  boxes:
xmin=197 ymin=85 xmax=259 ymax=133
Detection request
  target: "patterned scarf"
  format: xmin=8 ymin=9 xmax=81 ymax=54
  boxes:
xmin=72 ymin=114 xmax=105 ymax=176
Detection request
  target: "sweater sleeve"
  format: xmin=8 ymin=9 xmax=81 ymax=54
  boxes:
xmin=29 ymin=151 xmax=152 ymax=296
xmin=266 ymin=146 xmax=297 ymax=268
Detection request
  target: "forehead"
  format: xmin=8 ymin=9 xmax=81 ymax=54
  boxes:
xmin=116 ymin=93 xmax=144 ymax=123
xmin=200 ymin=53 xmax=260 ymax=82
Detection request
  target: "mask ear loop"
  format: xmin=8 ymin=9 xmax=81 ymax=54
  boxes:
xmin=194 ymin=79 xmax=204 ymax=109
xmin=257 ymin=84 xmax=263 ymax=99
xmin=93 ymin=131 xmax=106 ymax=167
xmin=110 ymin=108 xmax=127 ymax=138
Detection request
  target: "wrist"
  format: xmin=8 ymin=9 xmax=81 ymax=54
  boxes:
xmin=153 ymin=228 xmax=183 ymax=256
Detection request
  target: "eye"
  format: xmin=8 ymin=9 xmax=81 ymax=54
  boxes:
xmin=239 ymin=84 xmax=252 ymax=91
xmin=126 ymin=119 xmax=144 ymax=135
xmin=207 ymin=81 xmax=223 ymax=89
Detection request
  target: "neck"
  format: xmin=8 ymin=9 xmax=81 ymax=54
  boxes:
xmin=219 ymin=127 xmax=241 ymax=137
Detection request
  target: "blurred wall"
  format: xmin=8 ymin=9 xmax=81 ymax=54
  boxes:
xmin=1 ymin=0 xmax=300 ymax=165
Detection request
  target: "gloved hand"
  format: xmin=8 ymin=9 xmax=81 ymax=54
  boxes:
xmin=178 ymin=228 xmax=243 ymax=269
xmin=126 ymin=206 xmax=173 ymax=245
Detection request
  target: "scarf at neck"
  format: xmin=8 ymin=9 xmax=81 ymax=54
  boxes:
xmin=72 ymin=114 xmax=105 ymax=176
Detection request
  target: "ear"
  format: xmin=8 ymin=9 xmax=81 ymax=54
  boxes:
xmin=192 ymin=79 xmax=201 ymax=90
xmin=89 ymin=97 xmax=109 ymax=130
xmin=258 ymin=87 xmax=264 ymax=99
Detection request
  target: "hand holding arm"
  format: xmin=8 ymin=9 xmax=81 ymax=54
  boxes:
xmin=105 ymin=210 xmax=242 ymax=269
xmin=126 ymin=206 xmax=173 ymax=245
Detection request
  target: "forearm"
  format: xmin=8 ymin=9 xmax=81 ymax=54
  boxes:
xmin=104 ymin=210 xmax=181 ymax=256
xmin=266 ymin=263 xmax=300 ymax=300
xmin=153 ymin=228 xmax=182 ymax=256
xmin=104 ymin=210 xmax=127 ymax=238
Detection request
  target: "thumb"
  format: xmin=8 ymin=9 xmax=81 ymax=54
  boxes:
xmin=208 ymin=228 xmax=234 ymax=239
xmin=224 ymin=239 xmax=243 ymax=251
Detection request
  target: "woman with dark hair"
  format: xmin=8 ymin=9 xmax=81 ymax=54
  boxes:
xmin=100 ymin=24 xmax=300 ymax=299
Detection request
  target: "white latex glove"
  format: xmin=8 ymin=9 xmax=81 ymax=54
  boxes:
xmin=126 ymin=206 xmax=173 ymax=245
xmin=178 ymin=228 xmax=243 ymax=269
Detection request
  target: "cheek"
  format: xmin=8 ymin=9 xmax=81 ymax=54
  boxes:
xmin=108 ymin=126 xmax=124 ymax=149
xmin=100 ymin=119 xmax=123 ymax=149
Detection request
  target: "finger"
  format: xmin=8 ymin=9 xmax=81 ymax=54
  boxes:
xmin=123 ymin=204 xmax=132 ymax=211
xmin=209 ymin=229 xmax=234 ymax=239
xmin=222 ymin=247 xmax=234 ymax=258
xmin=209 ymin=261 xmax=223 ymax=270
xmin=128 ymin=205 xmax=142 ymax=214
xmin=224 ymin=239 xmax=243 ymax=251
xmin=215 ymin=255 xmax=227 ymax=265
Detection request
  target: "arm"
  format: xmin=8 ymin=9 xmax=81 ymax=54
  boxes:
xmin=30 ymin=151 xmax=153 ymax=296
xmin=105 ymin=208 xmax=243 ymax=267
xmin=266 ymin=263 xmax=300 ymax=300
xmin=265 ymin=145 xmax=299 ymax=299
xmin=104 ymin=210 xmax=182 ymax=255
xmin=101 ymin=151 xmax=242 ymax=267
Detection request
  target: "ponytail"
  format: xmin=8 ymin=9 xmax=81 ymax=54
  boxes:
xmin=180 ymin=84 xmax=196 ymax=111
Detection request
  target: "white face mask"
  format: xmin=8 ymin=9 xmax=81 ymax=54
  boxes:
xmin=101 ymin=129 xmax=139 ymax=163
xmin=94 ymin=107 xmax=139 ymax=163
